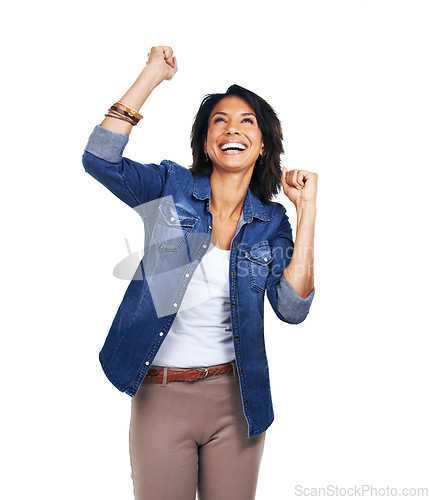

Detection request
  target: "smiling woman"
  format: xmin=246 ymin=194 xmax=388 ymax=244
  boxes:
xmin=82 ymin=45 xmax=317 ymax=500
xmin=190 ymin=84 xmax=285 ymax=205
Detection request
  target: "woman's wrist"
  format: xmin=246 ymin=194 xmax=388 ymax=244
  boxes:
xmin=117 ymin=64 xmax=165 ymax=114
xmin=296 ymin=201 xmax=317 ymax=227
xmin=138 ymin=64 xmax=167 ymax=91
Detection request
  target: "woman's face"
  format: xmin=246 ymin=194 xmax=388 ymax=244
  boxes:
xmin=205 ymin=96 xmax=264 ymax=174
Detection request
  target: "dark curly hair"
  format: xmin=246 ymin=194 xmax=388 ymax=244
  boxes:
xmin=189 ymin=84 xmax=284 ymax=204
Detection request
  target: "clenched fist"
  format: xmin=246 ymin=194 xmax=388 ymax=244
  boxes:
xmin=281 ymin=167 xmax=318 ymax=207
xmin=145 ymin=46 xmax=178 ymax=83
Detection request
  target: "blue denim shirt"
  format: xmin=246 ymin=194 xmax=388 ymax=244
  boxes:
xmin=82 ymin=125 xmax=315 ymax=438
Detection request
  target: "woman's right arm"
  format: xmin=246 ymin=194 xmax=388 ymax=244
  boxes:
xmin=82 ymin=46 xmax=178 ymax=209
xmin=100 ymin=46 xmax=178 ymax=135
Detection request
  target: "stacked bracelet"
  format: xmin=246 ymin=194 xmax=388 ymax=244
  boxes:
xmin=105 ymin=101 xmax=143 ymax=126
xmin=110 ymin=106 xmax=139 ymax=125
xmin=104 ymin=113 xmax=133 ymax=124
xmin=115 ymin=101 xmax=143 ymax=120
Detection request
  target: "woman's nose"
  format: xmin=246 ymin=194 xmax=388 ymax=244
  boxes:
xmin=226 ymin=125 xmax=240 ymax=135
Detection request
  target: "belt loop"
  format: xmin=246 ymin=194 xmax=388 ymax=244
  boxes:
xmin=162 ymin=367 xmax=168 ymax=386
xmin=232 ymin=361 xmax=238 ymax=381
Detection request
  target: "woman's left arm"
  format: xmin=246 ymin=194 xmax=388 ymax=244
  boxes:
xmin=281 ymin=168 xmax=318 ymax=299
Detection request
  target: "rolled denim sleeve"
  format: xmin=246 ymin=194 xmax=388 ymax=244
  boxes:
xmin=276 ymin=275 xmax=315 ymax=324
xmin=85 ymin=124 xmax=129 ymax=163
xmin=266 ymin=206 xmax=315 ymax=325
xmin=82 ymin=125 xmax=168 ymax=208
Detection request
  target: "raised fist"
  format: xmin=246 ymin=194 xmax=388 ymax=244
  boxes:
xmin=146 ymin=45 xmax=178 ymax=83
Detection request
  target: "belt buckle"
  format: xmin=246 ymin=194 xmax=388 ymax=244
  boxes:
xmin=200 ymin=368 xmax=209 ymax=379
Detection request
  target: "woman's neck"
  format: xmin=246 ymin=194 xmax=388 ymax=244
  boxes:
xmin=209 ymin=168 xmax=251 ymax=222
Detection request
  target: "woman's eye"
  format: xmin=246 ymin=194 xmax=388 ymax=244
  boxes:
xmin=212 ymin=116 xmax=254 ymax=124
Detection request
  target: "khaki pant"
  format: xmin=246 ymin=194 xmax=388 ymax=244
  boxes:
xmin=129 ymin=363 xmax=266 ymax=500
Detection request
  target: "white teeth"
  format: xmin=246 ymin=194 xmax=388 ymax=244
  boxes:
xmin=220 ymin=142 xmax=246 ymax=151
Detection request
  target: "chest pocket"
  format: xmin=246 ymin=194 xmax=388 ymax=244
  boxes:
xmin=241 ymin=241 xmax=273 ymax=293
xmin=155 ymin=200 xmax=199 ymax=252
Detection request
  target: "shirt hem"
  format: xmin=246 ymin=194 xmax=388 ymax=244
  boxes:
xmin=99 ymin=353 xmax=137 ymax=397
xmin=247 ymin=415 xmax=274 ymax=438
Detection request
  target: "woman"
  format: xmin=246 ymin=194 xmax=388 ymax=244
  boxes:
xmin=82 ymin=46 xmax=317 ymax=500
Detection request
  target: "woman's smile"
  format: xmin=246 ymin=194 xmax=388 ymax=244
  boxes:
xmin=218 ymin=139 xmax=248 ymax=154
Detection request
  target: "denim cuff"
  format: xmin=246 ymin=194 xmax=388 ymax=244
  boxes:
xmin=277 ymin=275 xmax=315 ymax=324
xmin=84 ymin=125 xmax=129 ymax=163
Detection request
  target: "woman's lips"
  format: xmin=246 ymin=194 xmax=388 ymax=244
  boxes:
xmin=220 ymin=148 xmax=246 ymax=154
xmin=218 ymin=140 xmax=248 ymax=154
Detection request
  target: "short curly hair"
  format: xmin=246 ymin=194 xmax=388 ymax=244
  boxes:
xmin=189 ymin=84 xmax=284 ymax=204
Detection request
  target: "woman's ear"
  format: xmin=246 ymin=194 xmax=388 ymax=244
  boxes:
xmin=260 ymin=141 xmax=265 ymax=156
xmin=204 ymin=138 xmax=207 ymax=154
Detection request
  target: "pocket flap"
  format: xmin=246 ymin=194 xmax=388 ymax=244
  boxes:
xmin=242 ymin=241 xmax=273 ymax=266
xmin=159 ymin=201 xmax=198 ymax=228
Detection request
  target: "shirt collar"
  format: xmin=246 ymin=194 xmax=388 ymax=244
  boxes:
xmin=192 ymin=175 xmax=270 ymax=222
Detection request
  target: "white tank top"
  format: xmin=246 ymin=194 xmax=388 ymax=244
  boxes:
xmin=152 ymin=242 xmax=235 ymax=368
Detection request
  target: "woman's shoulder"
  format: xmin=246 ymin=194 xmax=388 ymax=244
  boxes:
xmin=159 ymin=159 xmax=197 ymax=193
xmin=250 ymin=189 xmax=288 ymax=219
xmin=159 ymin=159 xmax=193 ymax=175
xmin=264 ymin=201 xmax=289 ymax=222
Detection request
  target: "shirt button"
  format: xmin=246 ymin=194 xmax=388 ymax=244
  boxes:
xmin=244 ymin=399 xmax=248 ymax=404
xmin=145 ymin=361 xmax=150 ymax=366
xmin=203 ymin=244 xmax=207 ymax=248
xmin=159 ymin=332 xmax=164 ymax=336
xmin=264 ymin=257 xmax=268 ymax=261
xmin=234 ymin=335 xmax=239 ymax=339
xmin=240 ymin=368 xmax=244 ymax=373
xmin=231 ymin=302 xmax=236 ymax=307
xmin=231 ymin=272 xmax=236 ymax=276
xmin=209 ymin=225 xmax=212 ymax=229
xmin=185 ymin=273 xmax=190 ymax=278
xmin=173 ymin=303 xmax=178 ymax=307
xmin=170 ymin=217 xmax=175 ymax=221
xmin=233 ymin=242 xmax=237 ymax=246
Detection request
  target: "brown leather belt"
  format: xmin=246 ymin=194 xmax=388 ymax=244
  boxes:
xmin=143 ymin=362 xmax=235 ymax=383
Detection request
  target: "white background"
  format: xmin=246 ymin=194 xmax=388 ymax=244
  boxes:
xmin=2 ymin=0 xmax=428 ymax=498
